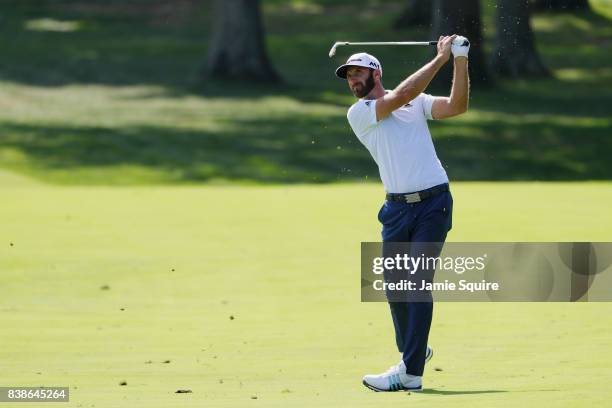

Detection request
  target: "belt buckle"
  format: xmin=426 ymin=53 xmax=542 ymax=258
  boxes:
xmin=403 ymin=193 xmax=421 ymax=203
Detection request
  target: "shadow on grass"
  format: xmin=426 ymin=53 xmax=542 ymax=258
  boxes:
xmin=421 ymin=388 xmax=508 ymax=396
xmin=0 ymin=119 xmax=374 ymax=184
xmin=422 ymin=387 xmax=562 ymax=395
xmin=432 ymin=118 xmax=612 ymax=180
xmin=472 ymin=79 xmax=612 ymax=118
xmin=0 ymin=114 xmax=610 ymax=183
xmin=0 ymin=0 xmax=211 ymax=89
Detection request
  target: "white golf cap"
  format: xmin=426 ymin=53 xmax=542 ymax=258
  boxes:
xmin=335 ymin=52 xmax=382 ymax=79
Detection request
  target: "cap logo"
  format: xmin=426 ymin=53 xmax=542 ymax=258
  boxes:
xmin=347 ymin=58 xmax=362 ymax=63
xmin=369 ymin=62 xmax=379 ymax=68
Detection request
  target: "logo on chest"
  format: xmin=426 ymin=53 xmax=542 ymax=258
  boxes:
xmin=394 ymin=103 xmax=418 ymax=123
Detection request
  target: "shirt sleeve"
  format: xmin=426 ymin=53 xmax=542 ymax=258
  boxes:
xmin=347 ymin=100 xmax=378 ymax=140
xmin=419 ymin=93 xmax=436 ymax=120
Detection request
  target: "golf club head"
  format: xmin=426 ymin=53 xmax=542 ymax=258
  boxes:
xmin=328 ymin=42 xmax=342 ymax=58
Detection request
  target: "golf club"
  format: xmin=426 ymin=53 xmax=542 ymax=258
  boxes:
xmin=328 ymin=41 xmax=438 ymax=58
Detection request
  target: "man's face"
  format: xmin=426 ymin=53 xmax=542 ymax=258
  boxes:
xmin=346 ymin=66 xmax=375 ymax=98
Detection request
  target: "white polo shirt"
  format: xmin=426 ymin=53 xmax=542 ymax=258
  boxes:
xmin=347 ymin=93 xmax=449 ymax=194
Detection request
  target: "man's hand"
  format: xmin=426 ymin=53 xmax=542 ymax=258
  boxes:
xmin=431 ymin=35 xmax=470 ymax=120
xmin=436 ymin=35 xmax=456 ymax=64
xmin=451 ymin=36 xmax=470 ymax=59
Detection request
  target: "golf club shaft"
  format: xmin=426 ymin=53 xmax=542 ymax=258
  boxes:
xmin=338 ymin=41 xmax=437 ymax=46
xmin=329 ymin=41 xmax=437 ymax=57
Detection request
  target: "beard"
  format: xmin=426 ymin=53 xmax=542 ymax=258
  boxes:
xmin=351 ymin=70 xmax=375 ymax=98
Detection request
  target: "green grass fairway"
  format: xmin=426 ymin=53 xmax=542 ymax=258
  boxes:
xmin=2 ymin=180 xmax=611 ymax=407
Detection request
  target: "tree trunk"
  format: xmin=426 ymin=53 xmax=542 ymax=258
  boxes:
xmin=490 ymin=0 xmax=550 ymax=78
xmin=205 ymin=0 xmax=280 ymax=82
xmin=430 ymin=0 xmax=490 ymax=87
xmin=532 ymin=0 xmax=591 ymax=12
xmin=393 ymin=0 xmax=432 ymax=29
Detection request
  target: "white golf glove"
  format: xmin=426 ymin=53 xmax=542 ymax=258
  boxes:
xmin=452 ymin=36 xmax=470 ymax=58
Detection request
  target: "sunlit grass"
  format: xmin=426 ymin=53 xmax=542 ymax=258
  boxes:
xmin=1 ymin=182 xmax=611 ymax=407
xmin=555 ymin=67 xmax=612 ymax=81
xmin=24 ymin=17 xmax=81 ymax=32
xmin=591 ymin=0 xmax=612 ymax=18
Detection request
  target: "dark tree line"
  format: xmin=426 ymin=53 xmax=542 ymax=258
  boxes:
xmin=393 ymin=0 xmax=432 ymax=28
xmin=430 ymin=0 xmax=489 ymax=87
xmin=206 ymin=0 xmax=279 ymax=83
xmin=532 ymin=0 xmax=590 ymax=11
xmin=490 ymin=0 xmax=549 ymax=78
xmin=205 ymin=0 xmax=591 ymax=83
xmin=405 ymin=0 xmax=555 ymax=85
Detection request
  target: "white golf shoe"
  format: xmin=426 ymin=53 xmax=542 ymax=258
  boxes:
xmin=362 ymin=360 xmax=422 ymax=392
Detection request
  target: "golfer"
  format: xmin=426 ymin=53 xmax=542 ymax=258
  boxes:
xmin=334 ymin=35 xmax=470 ymax=392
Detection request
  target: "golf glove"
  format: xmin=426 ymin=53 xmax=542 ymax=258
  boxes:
xmin=451 ymin=36 xmax=470 ymax=58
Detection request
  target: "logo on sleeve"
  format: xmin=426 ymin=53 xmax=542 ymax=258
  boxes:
xmin=365 ymin=101 xmax=371 ymax=106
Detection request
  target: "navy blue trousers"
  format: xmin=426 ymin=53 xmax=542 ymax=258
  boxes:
xmin=378 ymin=184 xmax=453 ymax=376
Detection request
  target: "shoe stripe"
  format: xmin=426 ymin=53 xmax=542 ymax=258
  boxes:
xmin=384 ymin=372 xmax=414 ymax=392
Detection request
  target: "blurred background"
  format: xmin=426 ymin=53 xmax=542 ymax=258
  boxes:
xmin=0 ymin=0 xmax=610 ymax=185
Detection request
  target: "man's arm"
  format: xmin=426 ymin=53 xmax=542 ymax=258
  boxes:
xmin=375 ymin=35 xmax=455 ymax=121
xmin=431 ymin=57 xmax=469 ymax=119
